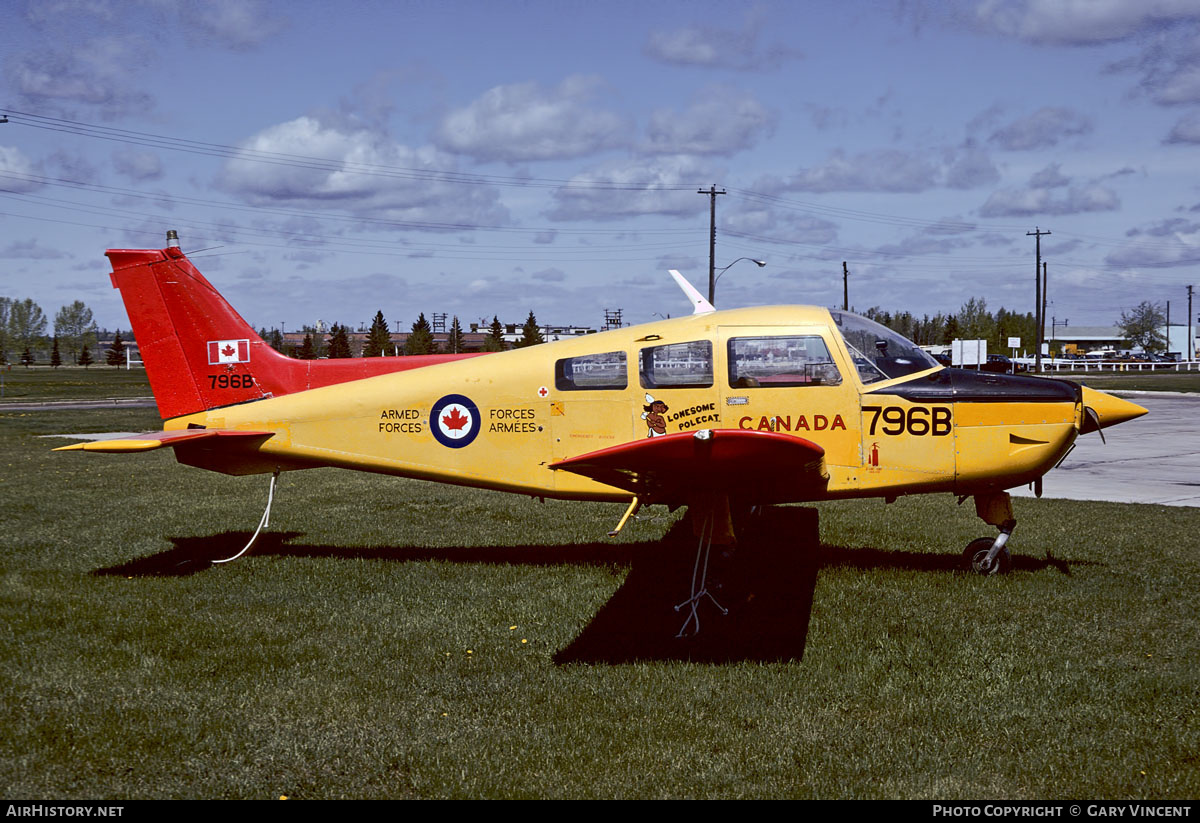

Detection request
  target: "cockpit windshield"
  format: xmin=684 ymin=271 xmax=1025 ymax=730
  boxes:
xmin=829 ymin=310 xmax=939 ymax=384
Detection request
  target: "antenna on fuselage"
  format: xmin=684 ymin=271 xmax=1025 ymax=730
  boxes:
xmin=668 ymin=270 xmax=715 ymax=315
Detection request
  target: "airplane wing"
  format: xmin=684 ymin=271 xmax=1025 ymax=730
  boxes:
xmin=53 ymin=429 xmax=273 ymax=453
xmin=550 ymin=429 xmax=827 ymax=504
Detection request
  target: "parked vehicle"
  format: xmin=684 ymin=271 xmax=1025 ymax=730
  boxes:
xmin=962 ymin=354 xmax=1026 ymax=373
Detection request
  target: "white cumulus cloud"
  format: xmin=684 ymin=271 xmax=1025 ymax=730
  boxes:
xmin=974 ymin=0 xmax=1200 ymax=45
xmin=216 ymin=116 xmax=509 ymax=227
xmin=0 ymin=146 xmax=42 ymax=192
xmin=988 ymin=107 xmax=1093 ymax=150
xmin=546 ymin=156 xmax=720 ymax=222
xmin=434 ymin=76 xmax=630 ymax=163
xmin=644 ymin=11 xmax=802 ymax=70
xmin=642 ymin=86 xmax=775 ymax=156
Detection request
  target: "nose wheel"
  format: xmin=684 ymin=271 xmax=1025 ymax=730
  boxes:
xmin=964 ymin=492 xmax=1017 ymax=574
xmin=963 ymin=537 xmax=1011 ymax=575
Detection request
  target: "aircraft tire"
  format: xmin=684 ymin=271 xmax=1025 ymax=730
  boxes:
xmin=963 ymin=537 xmax=1011 ymax=575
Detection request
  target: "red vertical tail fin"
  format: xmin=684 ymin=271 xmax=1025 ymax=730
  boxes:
xmin=108 ymin=246 xmax=281 ymax=419
xmin=109 ymin=245 xmax=484 ymax=420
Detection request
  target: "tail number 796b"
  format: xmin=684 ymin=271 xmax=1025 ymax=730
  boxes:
xmin=208 ymin=373 xmax=255 ymax=390
xmin=863 ymin=405 xmax=951 ymax=436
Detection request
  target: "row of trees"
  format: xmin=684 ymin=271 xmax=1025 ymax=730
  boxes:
xmin=0 ymin=297 xmax=128 ymax=367
xmin=258 ymin=310 xmax=547 ymax=359
xmin=13 ymin=291 xmax=1171 ymax=369
xmin=861 ymin=299 xmax=1041 ymax=352
xmin=864 ymin=298 xmax=1177 ymax=355
xmin=1 ymin=295 xmax=549 ymax=365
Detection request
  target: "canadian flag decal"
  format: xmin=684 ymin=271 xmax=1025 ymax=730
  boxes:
xmin=207 ymin=339 xmax=250 ymax=365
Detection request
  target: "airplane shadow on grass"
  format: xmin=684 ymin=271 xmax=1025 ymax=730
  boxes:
xmin=92 ymin=507 xmax=1086 ymax=664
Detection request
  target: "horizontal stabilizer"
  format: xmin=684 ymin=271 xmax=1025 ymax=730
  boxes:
xmin=54 ymin=428 xmax=273 ymax=453
xmin=551 ymin=428 xmax=827 ymax=504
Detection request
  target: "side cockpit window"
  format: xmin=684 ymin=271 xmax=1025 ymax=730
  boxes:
xmin=727 ymin=336 xmax=842 ymax=388
xmin=639 ymin=340 xmax=713 ymax=389
xmin=555 ymin=351 xmax=628 ymax=391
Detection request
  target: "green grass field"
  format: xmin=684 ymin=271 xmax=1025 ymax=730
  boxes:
xmin=0 ymin=366 xmax=152 ymax=402
xmin=1072 ymin=372 xmax=1200 ymax=394
xmin=1 ymin=408 xmax=1196 ymax=799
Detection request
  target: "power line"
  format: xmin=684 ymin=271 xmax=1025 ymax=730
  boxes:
xmin=1 ymin=109 xmax=698 ymax=193
xmin=9 ymin=108 xmax=1200 ymax=303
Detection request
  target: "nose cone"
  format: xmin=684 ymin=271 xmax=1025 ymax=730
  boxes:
xmin=1079 ymin=386 xmax=1148 ymax=433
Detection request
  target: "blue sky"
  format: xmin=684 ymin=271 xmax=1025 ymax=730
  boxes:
xmin=3 ymin=0 xmax=1200 ymax=336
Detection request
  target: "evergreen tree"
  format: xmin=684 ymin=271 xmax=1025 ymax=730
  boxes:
xmin=302 ymin=325 xmax=327 ymax=358
xmin=995 ymin=308 xmax=1035 ymax=353
xmin=258 ymin=327 xmax=285 ymax=354
xmin=106 ymin=331 xmax=126 ymax=367
xmin=891 ymin=311 xmax=916 ymax=342
xmin=483 ymin=315 xmax=506 ymax=352
xmin=404 ymin=313 xmax=434 ymax=355
xmin=50 ymin=336 xmax=62 ymax=368
xmin=447 ymin=316 xmax=466 ymax=354
xmin=864 ymin=306 xmax=891 ymax=327
xmin=327 ymin=323 xmax=353 ymax=359
xmin=298 ymin=333 xmax=316 ymax=360
xmin=364 ymin=310 xmax=392 ymax=357
xmin=943 ymin=316 xmax=959 ymax=345
xmin=78 ymin=344 xmax=93 ymax=368
xmin=514 ymin=311 xmax=544 ymax=348
xmin=918 ymin=313 xmax=949 ymax=346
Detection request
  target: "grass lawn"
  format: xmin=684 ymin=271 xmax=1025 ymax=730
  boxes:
xmin=0 ymin=366 xmax=151 ymax=402
xmin=1068 ymin=372 xmax=1200 ymax=394
xmin=1 ymin=408 xmax=1196 ymax=798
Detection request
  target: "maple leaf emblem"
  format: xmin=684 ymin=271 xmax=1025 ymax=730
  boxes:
xmin=222 ymin=344 xmax=235 ymax=357
xmin=442 ymin=406 xmax=470 ymax=431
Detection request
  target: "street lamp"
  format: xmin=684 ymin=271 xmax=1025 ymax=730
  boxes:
xmin=712 ymin=258 xmax=766 ymax=305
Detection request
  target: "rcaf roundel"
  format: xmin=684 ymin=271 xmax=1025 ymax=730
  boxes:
xmin=430 ymin=394 xmax=481 ymax=448
xmin=207 ymin=339 xmax=250 ymax=365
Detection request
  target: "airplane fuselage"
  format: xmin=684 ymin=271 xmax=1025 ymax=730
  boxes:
xmin=163 ymin=304 xmax=1085 ymax=506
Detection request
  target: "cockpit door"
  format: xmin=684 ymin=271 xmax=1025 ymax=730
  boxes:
xmin=717 ymin=325 xmax=862 ymax=471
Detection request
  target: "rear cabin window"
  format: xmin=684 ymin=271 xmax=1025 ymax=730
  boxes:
xmin=639 ymin=340 xmax=713 ymax=389
xmin=555 ymin=351 xmax=628 ymax=391
xmin=727 ymin=336 xmax=843 ymax=388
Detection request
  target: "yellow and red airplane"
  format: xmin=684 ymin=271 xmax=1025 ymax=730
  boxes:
xmin=59 ymin=235 xmax=1146 ymax=588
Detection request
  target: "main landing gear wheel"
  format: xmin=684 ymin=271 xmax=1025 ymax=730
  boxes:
xmin=963 ymin=537 xmax=1011 ymax=575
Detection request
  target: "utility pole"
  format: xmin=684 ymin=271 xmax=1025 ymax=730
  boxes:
xmin=842 ymin=261 xmax=850 ymax=311
xmin=699 ymin=185 xmax=726 ymax=304
xmin=1027 ymin=227 xmax=1050 ymax=372
xmin=1051 ymin=316 xmax=1068 ymax=348
xmin=1188 ymin=284 xmax=1194 ymax=363
xmin=1042 ymin=261 xmax=1048 ymax=340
